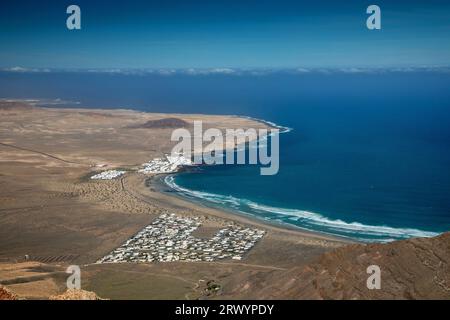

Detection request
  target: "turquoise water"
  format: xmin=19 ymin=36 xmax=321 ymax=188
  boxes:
xmin=161 ymin=73 xmax=450 ymax=242
xmin=2 ymin=71 xmax=450 ymax=242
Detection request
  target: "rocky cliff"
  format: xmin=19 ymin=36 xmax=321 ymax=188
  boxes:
xmin=227 ymin=232 xmax=450 ymax=299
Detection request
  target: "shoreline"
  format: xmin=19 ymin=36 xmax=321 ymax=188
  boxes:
xmin=2 ymin=101 xmax=449 ymax=299
xmin=2 ymin=100 xmax=439 ymax=243
xmin=237 ymin=115 xmax=293 ymax=134
xmin=146 ymin=173 xmax=351 ymax=244
xmin=155 ymin=167 xmax=441 ymax=244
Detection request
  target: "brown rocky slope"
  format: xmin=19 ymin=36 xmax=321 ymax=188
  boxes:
xmin=224 ymin=232 xmax=450 ymax=299
xmin=49 ymin=289 xmax=104 ymax=300
xmin=0 ymin=285 xmax=18 ymax=300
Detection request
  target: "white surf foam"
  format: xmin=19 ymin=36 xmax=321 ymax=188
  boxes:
xmin=238 ymin=115 xmax=293 ymax=134
xmin=164 ymin=175 xmax=439 ymax=242
xmin=245 ymin=202 xmax=439 ymax=239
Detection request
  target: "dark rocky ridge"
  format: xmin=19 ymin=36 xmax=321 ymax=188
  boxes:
xmin=127 ymin=117 xmax=189 ymax=129
xmin=223 ymin=232 xmax=450 ymax=299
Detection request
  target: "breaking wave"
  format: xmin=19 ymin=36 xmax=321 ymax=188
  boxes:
xmin=239 ymin=115 xmax=293 ymax=134
xmin=164 ymin=175 xmax=439 ymax=242
xmin=0 ymin=98 xmax=81 ymax=106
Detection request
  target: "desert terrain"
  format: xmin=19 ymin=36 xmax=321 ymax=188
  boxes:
xmin=0 ymin=101 xmax=343 ymax=299
xmin=0 ymin=100 xmax=448 ymax=300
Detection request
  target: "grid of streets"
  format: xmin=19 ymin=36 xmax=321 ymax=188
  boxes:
xmin=98 ymin=213 xmax=265 ymax=263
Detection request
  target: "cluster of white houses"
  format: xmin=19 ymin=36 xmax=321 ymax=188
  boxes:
xmin=97 ymin=213 xmax=265 ymax=263
xmin=90 ymin=154 xmax=191 ymax=180
xmin=138 ymin=155 xmax=192 ymax=174
xmin=90 ymin=170 xmax=126 ymax=180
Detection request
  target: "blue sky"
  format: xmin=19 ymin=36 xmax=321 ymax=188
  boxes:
xmin=1 ymin=0 xmax=450 ymax=69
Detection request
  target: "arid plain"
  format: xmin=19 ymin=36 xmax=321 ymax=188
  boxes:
xmin=0 ymin=101 xmax=344 ymax=299
xmin=1 ymin=101 xmax=448 ymax=300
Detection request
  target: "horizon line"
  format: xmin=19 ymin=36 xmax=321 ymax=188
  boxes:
xmin=2 ymin=65 xmax=450 ymax=75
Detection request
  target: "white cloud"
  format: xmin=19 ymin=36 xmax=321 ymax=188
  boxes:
xmin=2 ymin=66 xmax=450 ymax=75
xmin=2 ymin=66 xmax=51 ymax=73
xmin=5 ymin=66 xmax=28 ymax=72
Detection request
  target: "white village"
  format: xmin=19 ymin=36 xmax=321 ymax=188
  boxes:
xmin=138 ymin=154 xmax=192 ymax=174
xmin=97 ymin=213 xmax=265 ymax=263
xmin=90 ymin=154 xmax=190 ymax=180
xmin=90 ymin=169 xmax=126 ymax=180
xmin=90 ymin=156 xmax=265 ymax=264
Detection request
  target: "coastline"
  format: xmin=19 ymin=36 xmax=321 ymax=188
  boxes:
xmin=1 ymin=100 xmax=439 ymax=243
xmin=112 ymin=171 xmax=350 ymax=258
xmin=237 ymin=114 xmax=293 ymax=134
xmin=162 ymin=170 xmax=441 ymax=243
xmin=149 ymin=173 xmax=352 ymax=244
xmin=0 ymin=101 xmax=346 ymax=259
xmin=132 ymin=112 xmax=350 ymax=244
xmin=2 ymin=101 xmax=449 ymax=299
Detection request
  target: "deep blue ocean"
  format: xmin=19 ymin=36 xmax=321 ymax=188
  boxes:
xmin=2 ymin=71 xmax=450 ymax=242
